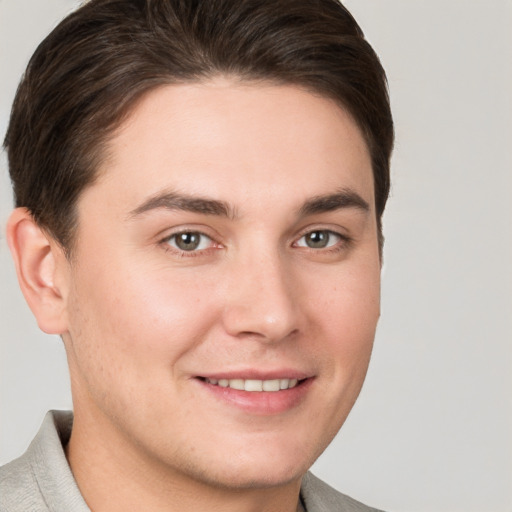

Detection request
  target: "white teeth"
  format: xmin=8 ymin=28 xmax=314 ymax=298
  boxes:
xmin=205 ymin=377 xmax=301 ymax=392
xmin=244 ymin=379 xmax=263 ymax=392
xmin=262 ymin=379 xmax=281 ymax=392
xmin=229 ymin=379 xmax=245 ymax=391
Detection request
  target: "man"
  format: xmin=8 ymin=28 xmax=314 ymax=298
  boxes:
xmin=0 ymin=0 xmax=393 ymax=510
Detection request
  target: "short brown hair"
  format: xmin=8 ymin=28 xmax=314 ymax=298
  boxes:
xmin=5 ymin=0 xmax=393 ymax=254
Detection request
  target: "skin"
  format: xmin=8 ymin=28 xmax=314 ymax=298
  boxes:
xmin=8 ymin=80 xmax=381 ymax=512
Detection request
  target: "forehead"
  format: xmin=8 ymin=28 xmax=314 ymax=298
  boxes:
xmin=85 ymin=80 xmax=374 ymax=216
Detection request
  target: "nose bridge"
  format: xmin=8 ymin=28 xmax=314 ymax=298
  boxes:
xmin=222 ymin=245 xmax=299 ymax=342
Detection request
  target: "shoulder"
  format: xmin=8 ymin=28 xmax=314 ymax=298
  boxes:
xmin=0 ymin=411 xmax=88 ymax=512
xmin=0 ymin=450 xmax=46 ymax=511
xmin=301 ymin=472 xmax=386 ymax=512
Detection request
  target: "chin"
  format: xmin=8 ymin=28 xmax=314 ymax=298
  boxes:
xmin=193 ymin=460 xmax=307 ymax=491
xmin=194 ymin=439 xmax=318 ymax=490
xmin=157 ymin=433 xmax=313 ymax=491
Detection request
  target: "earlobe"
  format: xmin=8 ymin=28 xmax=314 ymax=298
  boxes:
xmin=6 ymin=208 xmax=69 ymax=335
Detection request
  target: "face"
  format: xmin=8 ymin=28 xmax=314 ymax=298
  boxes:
xmin=60 ymin=80 xmax=381 ymax=490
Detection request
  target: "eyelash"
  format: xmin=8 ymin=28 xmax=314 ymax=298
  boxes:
xmin=160 ymin=228 xmax=351 ymax=257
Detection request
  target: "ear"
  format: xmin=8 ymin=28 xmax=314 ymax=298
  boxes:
xmin=6 ymin=208 xmax=70 ymax=335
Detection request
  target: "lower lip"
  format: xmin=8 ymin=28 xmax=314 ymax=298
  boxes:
xmin=196 ymin=378 xmax=314 ymax=415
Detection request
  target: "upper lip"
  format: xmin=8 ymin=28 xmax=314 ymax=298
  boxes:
xmin=196 ymin=369 xmax=313 ymax=381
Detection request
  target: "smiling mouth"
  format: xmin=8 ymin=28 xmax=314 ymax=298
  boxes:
xmin=198 ymin=377 xmax=305 ymax=392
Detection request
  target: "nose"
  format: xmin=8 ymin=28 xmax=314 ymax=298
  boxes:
xmin=221 ymin=250 xmax=300 ymax=343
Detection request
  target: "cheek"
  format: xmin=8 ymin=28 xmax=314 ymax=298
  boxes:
xmin=289 ymin=261 xmax=380 ymax=459
xmin=65 ymin=256 xmax=221 ymax=392
xmin=311 ymin=260 xmax=380 ymax=345
xmin=304 ymin=257 xmax=380 ymax=409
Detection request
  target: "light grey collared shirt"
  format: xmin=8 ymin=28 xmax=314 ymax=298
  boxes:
xmin=0 ymin=411 xmax=384 ymax=512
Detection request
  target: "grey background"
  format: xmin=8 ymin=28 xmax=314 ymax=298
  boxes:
xmin=1 ymin=1 xmax=511 ymax=511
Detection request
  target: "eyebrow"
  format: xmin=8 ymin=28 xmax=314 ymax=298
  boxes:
xmin=128 ymin=187 xmax=369 ymax=221
xmin=128 ymin=191 xmax=236 ymax=219
xmin=298 ymin=188 xmax=370 ymax=216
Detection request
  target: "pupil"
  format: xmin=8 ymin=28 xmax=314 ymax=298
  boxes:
xmin=307 ymin=231 xmax=328 ymax=248
xmin=176 ymin=232 xmax=200 ymax=251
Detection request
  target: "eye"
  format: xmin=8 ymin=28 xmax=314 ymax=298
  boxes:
xmin=165 ymin=231 xmax=214 ymax=252
xmin=295 ymin=230 xmax=342 ymax=249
